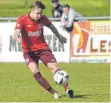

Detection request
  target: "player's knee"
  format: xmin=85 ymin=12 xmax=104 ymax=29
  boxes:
xmin=47 ymin=62 xmax=57 ymax=68
xmin=28 ymin=62 xmax=39 ymax=74
xmin=47 ymin=62 xmax=59 ymax=72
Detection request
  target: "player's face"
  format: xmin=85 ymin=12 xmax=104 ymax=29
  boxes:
xmin=32 ymin=8 xmax=43 ymax=21
xmin=63 ymin=7 xmax=69 ymax=15
xmin=52 ymin=1 xmax=59 ymax=7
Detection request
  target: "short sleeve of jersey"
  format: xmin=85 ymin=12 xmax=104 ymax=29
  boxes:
xmin=41 ymin=16 xmax=51 ymax=27
xmin=15 ymin=16 xmax=24 ymax=30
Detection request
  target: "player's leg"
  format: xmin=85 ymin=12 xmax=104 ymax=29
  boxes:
xmin=23 ymin=52 xmax=58 ymax=97
xmin=39 ymin=50 xmax=74 ymax=98
xmin=47 ymin=62 xmax=74 ymax=97
xmin=47 ymin=63 xmax=74 ymax=98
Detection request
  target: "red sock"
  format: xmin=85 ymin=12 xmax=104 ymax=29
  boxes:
xmin=34 ymin=72 xmax=56 ymax=94
xmin=63 ymin=83 xmax=69 ymax=92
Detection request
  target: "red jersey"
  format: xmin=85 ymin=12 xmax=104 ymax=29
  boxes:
xmin=15 ymin=14 xmax=51 ymax=53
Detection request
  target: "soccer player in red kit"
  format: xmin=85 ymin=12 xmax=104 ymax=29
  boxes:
xmin=14 ymin=0 xmax=74 ymax=98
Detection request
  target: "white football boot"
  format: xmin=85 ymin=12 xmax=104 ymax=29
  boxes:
xmin=52 ymin=92 xmax=61 ymax=99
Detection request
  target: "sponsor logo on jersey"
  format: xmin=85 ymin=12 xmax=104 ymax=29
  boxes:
xmin=28 ymin=31 xmax=41 ymax=36
xmin=27 ymin=25 xmax=31 ymax=27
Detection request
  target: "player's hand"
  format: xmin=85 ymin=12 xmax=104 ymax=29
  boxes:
xmin=58 ymin=35 xmax=67 ymax=44
xmin=16 ymin=38 xmax=22 ymax=44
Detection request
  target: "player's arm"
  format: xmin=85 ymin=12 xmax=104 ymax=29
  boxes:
xmin=14 ymin=16 xmax=24 ymax=44
xmin=14 ymin=29 xmax=22 ymax=44
xmin=48 ymin=23 xmax=67 ymax=44
xmin=42 ymin=16 xmax=67 ymax=44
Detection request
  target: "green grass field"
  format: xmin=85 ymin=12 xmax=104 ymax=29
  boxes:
xmin=0 ymin=0 xmax=110 ymax=17
xmin=0 ymin=63 xmax=110 ymax=102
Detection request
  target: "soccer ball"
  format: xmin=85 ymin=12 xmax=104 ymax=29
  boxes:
xmin=54 ymin=70 xmax=69 ymax=85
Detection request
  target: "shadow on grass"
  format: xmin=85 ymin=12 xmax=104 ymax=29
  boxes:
xmin=73 ymin=94 xmax=88 ymax=98
xmin=61 ymin=94 xmax=88 ymax=98
xmin=73 ymin=93 xmax=110 ymax=99
xmin=61 ymin=93 xmax=110 ymax=99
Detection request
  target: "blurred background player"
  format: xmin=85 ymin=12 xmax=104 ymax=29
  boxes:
xmin=51 ymin=0 xmax=63 ymax=18
xmin=14 ymin=0 xmax=74 ymax=99
xmin=60 ymin=4 xmax=83 ymax=32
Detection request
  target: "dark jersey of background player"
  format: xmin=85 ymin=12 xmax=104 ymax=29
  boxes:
xmin=52 ymin=0 xmax=63 ymax=18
